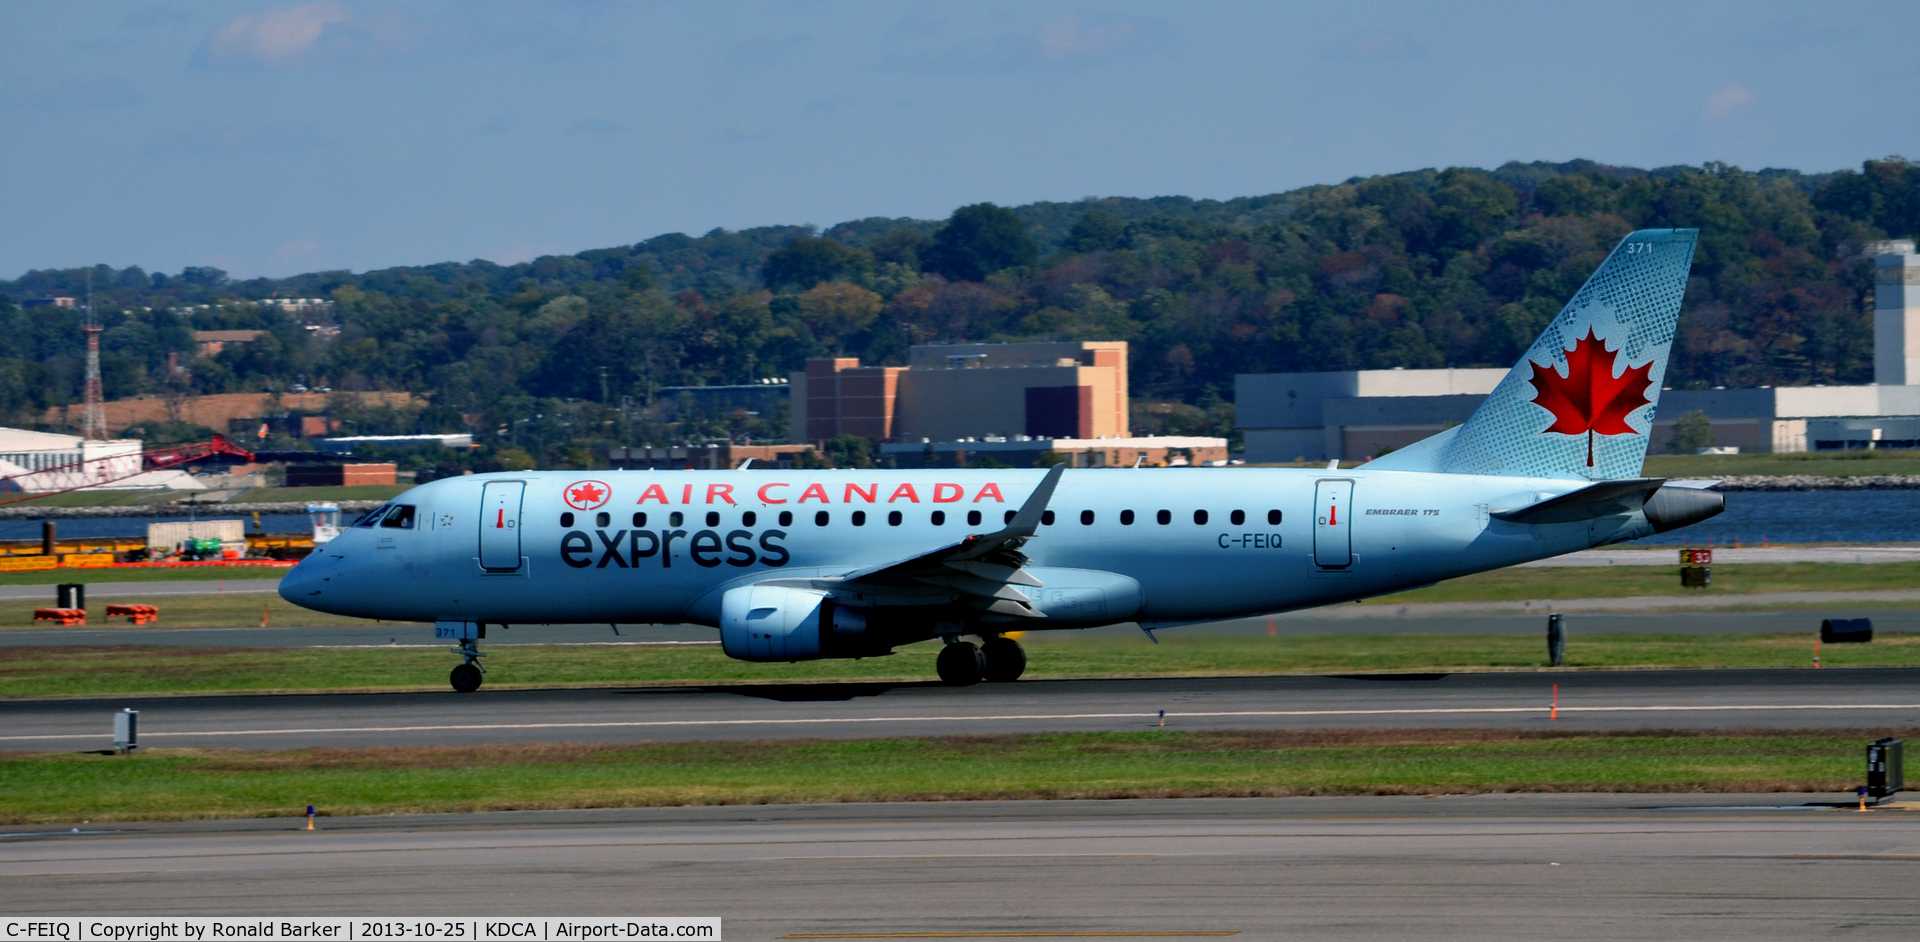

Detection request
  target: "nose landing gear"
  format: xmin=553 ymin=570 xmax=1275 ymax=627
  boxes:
xmin=449 ymin=636 xmax=486 ymax=692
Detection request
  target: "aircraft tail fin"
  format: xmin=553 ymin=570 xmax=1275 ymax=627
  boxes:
xmin=1363 ymin=228 xmax=1698 ymax=480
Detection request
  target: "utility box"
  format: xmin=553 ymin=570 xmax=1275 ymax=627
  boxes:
xmin=1868 ymin=738 xmax=1903 ymax=799
xmin=1822 ymin=618 xmax=1874 ymax=643
xmin=114 ymin=708 xmax=138 ymax=753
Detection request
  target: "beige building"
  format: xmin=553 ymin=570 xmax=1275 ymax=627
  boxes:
xmin=791 ymin=341 xmax=1129 ymax=444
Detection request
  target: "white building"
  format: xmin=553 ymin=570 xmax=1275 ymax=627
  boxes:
xmin=0 ymin=427 xmax=205 ymax=492
xmin=1237 ymin=242 xmax=1920 ymax=462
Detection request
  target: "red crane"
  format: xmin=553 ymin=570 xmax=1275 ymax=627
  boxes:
xmin=0 ymin=435 xmax=257 ymax=507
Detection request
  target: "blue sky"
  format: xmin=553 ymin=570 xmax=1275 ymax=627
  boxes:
xmin=4 ymin=1 xmax=1917 ymax=280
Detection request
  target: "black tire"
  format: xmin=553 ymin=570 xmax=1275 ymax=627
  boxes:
xmin=980 ymin=636 xmax=1027 ymax=682
xmin=450 ymin=663 xmax=483 ymax=693
xmin=935 ymin=641 xmax=985 ymax=686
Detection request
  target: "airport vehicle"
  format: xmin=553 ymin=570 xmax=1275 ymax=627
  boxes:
xmin=281 ymin=228 xmax=1723 ymax=691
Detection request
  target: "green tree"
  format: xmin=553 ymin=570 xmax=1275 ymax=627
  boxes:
xmin=762 ymin=237 xmax=871 ymax=291
xmin=923 ymin=203 xmax=1038 ymax=282
xmin=1672 ymin=409 xmax=1715 ymax=454
xmin=1064 ymin=208 xmax=1126 ymax=252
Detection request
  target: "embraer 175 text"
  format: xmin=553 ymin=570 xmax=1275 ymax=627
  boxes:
xmin=282 ymin=228 xmax=1724 ymax=691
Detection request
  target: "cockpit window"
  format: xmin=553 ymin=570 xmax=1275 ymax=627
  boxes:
xmin=352 ymin=504 xmax=393 ymax=528
xmin=379 ymin=504 xmax=417 ymax=529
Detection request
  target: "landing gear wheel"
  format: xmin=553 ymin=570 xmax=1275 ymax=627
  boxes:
xmin=449 ymin=662 xmax=483 ymax=692
xmin=980 ymin=636 xmax=1027 ymax=682
xmin=935 ymin=641 xmax=985 ymax=686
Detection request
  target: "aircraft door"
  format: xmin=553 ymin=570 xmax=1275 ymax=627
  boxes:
xmin=1314 ymin=479 xmax=1353 ymax=569
xmin=479 ymin=481 xmax=525 ymax=571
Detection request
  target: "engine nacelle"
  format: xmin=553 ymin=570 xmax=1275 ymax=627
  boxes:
xmin=1643 ymin=484 xmax=1725 ymax=533
xmin=720 ymin=584 xmax=872 ymax=662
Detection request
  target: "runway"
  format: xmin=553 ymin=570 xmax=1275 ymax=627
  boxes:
xmin=4 ymin=609 xmax=1917 ymax=647
xmin=6 ymin=668 xmax=1919 ymax=751
xmin=1 ymin=796 xmax=1915 ymax=939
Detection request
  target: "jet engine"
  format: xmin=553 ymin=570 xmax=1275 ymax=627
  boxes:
xmin=1642 ymin=483 xmax=1726 ymax=533
xmin=719 ymin=584 xmax=876 ymax=661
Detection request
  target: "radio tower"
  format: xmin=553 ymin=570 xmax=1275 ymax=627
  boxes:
xmin=81 ymin=272 xmax=106 ymax=441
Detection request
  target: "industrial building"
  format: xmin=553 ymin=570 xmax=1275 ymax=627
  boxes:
xmin=791 ymin=341 xmax=1129 ymax=444
xmin=1237 ymin=241 xmax=1920 ymax=463
xmin=0 ymin=427 xmax=203 ymax=491
xmin=879 ymin=435 xmax=1228 ymax=468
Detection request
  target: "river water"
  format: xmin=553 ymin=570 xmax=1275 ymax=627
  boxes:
xmin=1628 ymin=489 xmax=1920 ymax=545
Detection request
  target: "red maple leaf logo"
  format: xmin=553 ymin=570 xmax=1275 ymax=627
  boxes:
xmin=564 ymin=480 xmax=610 ymax=511
xmin=1527 ymin=328 xmax=1654 ymax=467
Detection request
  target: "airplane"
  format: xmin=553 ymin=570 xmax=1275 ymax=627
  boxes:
xmin=281 ymin=227 xmax=1723 ymax=691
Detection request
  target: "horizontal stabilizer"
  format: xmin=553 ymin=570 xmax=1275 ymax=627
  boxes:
xmin=1491 ymin=478 xmax=1665 ymax=524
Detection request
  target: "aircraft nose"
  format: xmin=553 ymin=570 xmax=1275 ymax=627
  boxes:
xmin=279 ymin=557 xmax=327 ymax=606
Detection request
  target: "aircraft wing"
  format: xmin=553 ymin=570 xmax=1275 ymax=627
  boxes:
xmin=762 ymin=463 xmax=1066 ymax=618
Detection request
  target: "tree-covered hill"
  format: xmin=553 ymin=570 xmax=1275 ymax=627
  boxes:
xmin=5 ymin=157 xmax=1919 ymax=467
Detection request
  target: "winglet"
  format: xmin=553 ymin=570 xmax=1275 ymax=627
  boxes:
xmin=1003 ymin=463 xmax=1067 ymax=538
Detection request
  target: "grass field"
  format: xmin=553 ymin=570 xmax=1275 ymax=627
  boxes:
xmin=2 ymin=632 xmax=1910 ymax=698
xmin=0 ymin=728 xmax=1891 ymax=824
xmin=1641 ymin=450 xmax=1920 ymax=478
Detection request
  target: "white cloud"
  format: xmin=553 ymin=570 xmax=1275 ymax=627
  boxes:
xmin=1703 ymin=83 xmax=1753 ymax=121
xmin=1037 ymin=15 xmax=1134 ymax=61
xmin=197 ymin=1 xmax=429 ymax=68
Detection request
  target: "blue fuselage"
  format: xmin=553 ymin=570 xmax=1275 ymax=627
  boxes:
xmin=281 ymin=467 xmax=1643 ymax=631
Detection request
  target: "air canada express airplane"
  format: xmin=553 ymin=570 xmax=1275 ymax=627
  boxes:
xmin=282 ymin=228 xmax=1724 ymax=691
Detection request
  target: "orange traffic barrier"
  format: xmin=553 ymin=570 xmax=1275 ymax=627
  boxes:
xmin=105 ymin=604 xmax=159 ymax=626
xmin=33 ymin=607 xmax=86 ymax=626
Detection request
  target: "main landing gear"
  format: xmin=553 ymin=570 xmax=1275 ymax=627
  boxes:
xmin=449 ymin=636 xmax=486 ymax=692
xmin=936 ymin=635 xmax=1027 ymax=686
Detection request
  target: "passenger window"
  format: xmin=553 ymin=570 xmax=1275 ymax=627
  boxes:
xmin=633 ymin=512 xmax=647 ymax=527
xmin=1268 ymin=509 xmax=1282 ymax=525
xmin=1004 ymin=510 xmax=1017 ymax=525
xmin=561 ymin=512 xmax=575 ymax=528
xmin=670 ymin=511 xmax=684 ymax=527
xmin=705 ymin=511 xmax=720 ymax=527
xmin=778 ymin=510 xmax=793 ymax=526
xmin=1041 ymin=510 xmax=1055 ymax=526
xmin=932 ymin=510 xmax=946 ymax=525
xmin=353 ymin=504 xmax=391 ymax=528
xmin=1194 ymin=509 xmax=1208 ymax=525
xmin=815 ymin=511 xmax=830 ymax=527
xmin=852 ymin=510 xmax=867 ymax=526
xmin=1156 ymin=509 xmax=1171 ymax=525
xmin=379 ymin=505 xmax=416 ymax=529
xmin=1080 ymin=510 xmax=1094 ymax=525
xmin=888 ymin=510 xmax=902 ymax=526
xmin=596 ymin=511 xmax=611 ymax=527
xmin=967 ymin=510 xmax=982 ymax=527
xmin=1230 ymin=509 xmax=1245 ymax=526
xmin=1120 ymin=509 xmax=1134 ymax=525
xmin=743 ymin=511 xmax=757 ymax=527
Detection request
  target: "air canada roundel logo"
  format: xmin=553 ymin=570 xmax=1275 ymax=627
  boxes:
xmin=563 ymin=480 xmax=611 ymax=511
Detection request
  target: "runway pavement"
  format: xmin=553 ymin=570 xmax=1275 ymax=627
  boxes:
xmin=1 ymin=796 xmax=1915 ymax=939
xmin=0 ymin=578 xmax=282 ymax=601
xmin=4 ymin=609 xmax=1917 ymax=647
xmin=6 ymin=668 xmax=1919 ymax=751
